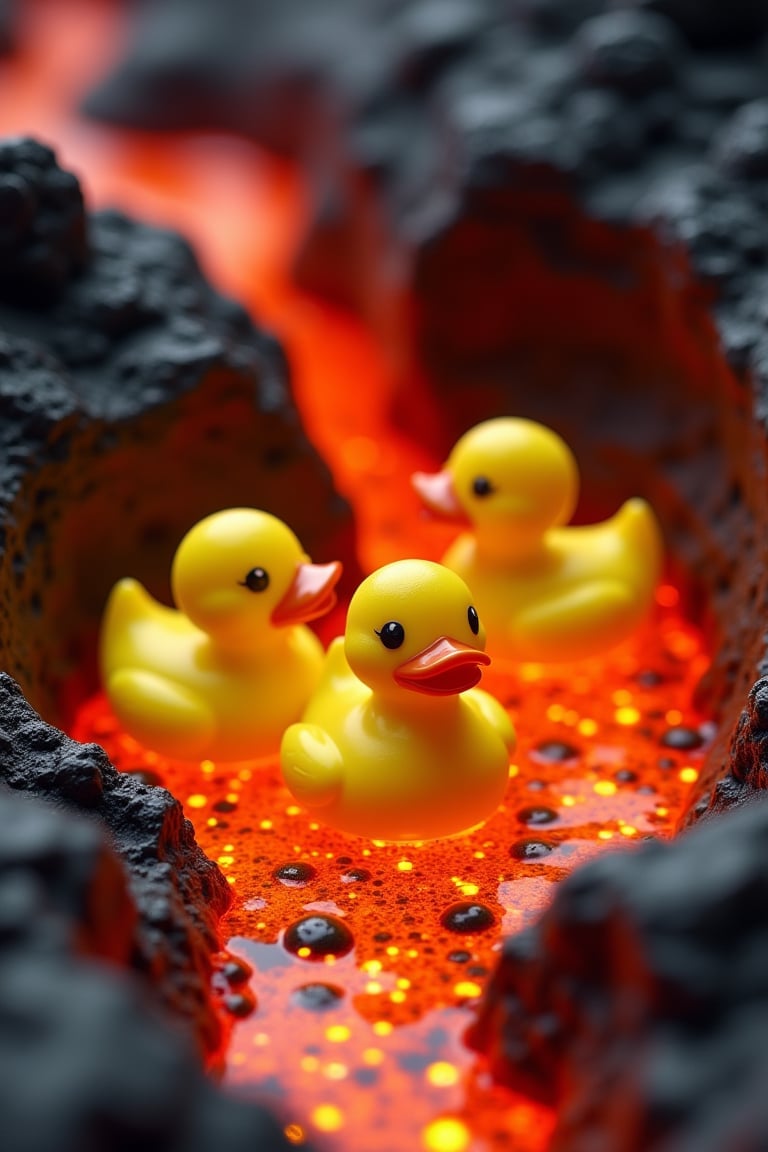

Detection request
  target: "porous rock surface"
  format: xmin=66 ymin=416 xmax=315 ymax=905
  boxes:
xmin=469 ymin=796 xmax=768 ymax=1151
xmin=0 ymin=783 xmax=297 ymax=1152
xmin=0 ymin=137 xmax=357 ymax=724
xmin=0 ymin=671 xmax=230 ymax=1053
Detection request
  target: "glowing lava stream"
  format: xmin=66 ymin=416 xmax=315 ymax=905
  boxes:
xmin=0 ymin=3 xmax=713 ymax=1146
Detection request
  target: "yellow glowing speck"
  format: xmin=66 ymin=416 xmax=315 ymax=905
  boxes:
xmin=460 ymin=882 xmax=479 ymax=896
xmin=187 ymin=794 xmax=207 ymax=809
xmin=679 ymin=767 xmax=699 ymax=784
xmin=300 ymin=1056 xmax=320 ymax=1073
xmin=520 ymin=663 xmax=544 ymax=682
xmin=217 ymin=855 xmax=235 ymax=866
xmin=226 ymin=875 xmax=236 ymax=885
xmin=620 ymin=825 xmax=637 ymax=837
xmin=365 ymin=981 xmax=383 ymax=995
xmin=326 ymin=1025 xmax=351 ymax=1043
xmin=362 ymin=847 xmax=371 ymax=857
xmin=561 ymin=795 xmax=576 ymax=808
xmin=363 ymin=960 xmax=382 ymax=975
xmin=206 ymin=817 xmax=218 ymax=827
xmin=615 ymin=706 xmax=641 ymax=726
xmin=593 ymin=780 xmax=617 ymax=797
xmin=230 ymin=1052 xmax=246 ymax=1066
xmin=597 ymin=830 xmax=614 ymax=840
xmin=397 ymin=860 xmax=413 ymax=873
xmin=665 ymin=709 xmax=683 ymax=725
xmin=223 ymin=843 xmax=234 ymax=852
xmin=225 ymin=793 xmax=239 ymax=804
xmin=407 ymin=948 xmax=419 ymax=958
xmin=546 ymin=703 xmax=565 ymax=722
xmin=423 ymin=1117 xmax=470 ymax=1152
xmin=284 ymin=1122 xmax=306 ymax=1145
xmin=286 ymin=805 xmax=301 ymax=816
xmin=385 ymin=945 xmax=400 ymax=956
xmin=252 ymin=1032 xmax=270 ymax=1046
xmin=200 ymin=760 xmax=215 ymax=775
xmin=324 ymin=1062 xmax=348 ymax=1080
xmin=473 ymin=850 xmax=486 ymax=860
xmin=297 ymin=946 xmax=311 ymax=958
xmin=309 ymin=822 xmax=320 ymax=831
xmin=508 ymin=763 xmax=519 ymax=778
xmin=426 ymin=1062 xmax=460 ymax=1088
xmin=453 ymin=981 xmax=482 ymax=999
xmin=260 ymin=819 xmax=273 ymax=831
xmin=362 ymin=1048 xmax=384 ymax=1066
xmin=390 ymin=990 xmax=407 ymax=1004
xmin=373 ymin=1020 xmax=393 ymax=1036
xmin=656 ymin=806 xmax=669 ymax=817
xmin=396 ymin=977 xmax=411 ymax=990
xmin=311 ymin=1105 xmax=344 ymax=1133
xmin=238 ymin=767 xmax=252 ymax=781
xmin=578 ymin=718 xmax=598 ymax=737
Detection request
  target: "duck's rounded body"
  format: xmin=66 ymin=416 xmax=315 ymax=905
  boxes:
xmin=281 ymin=560 xmax=515 ymax=841
xmin=413 ymin=418 xmax=663 ymax=664
xmin=100 ymin=509 xmax=342 ymax=762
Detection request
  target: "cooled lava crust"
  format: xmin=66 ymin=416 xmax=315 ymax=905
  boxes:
xmin=80 ymin=3 xmax=768 ymax=1149
xmin=0 ymin=135 xmax=357 ymax=1152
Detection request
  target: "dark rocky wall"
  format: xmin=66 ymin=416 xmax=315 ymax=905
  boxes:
xmin=468 ymin=794 xmax=768 ymax=1151
xmin=0 ymin=782 xmax=298 ymax=1152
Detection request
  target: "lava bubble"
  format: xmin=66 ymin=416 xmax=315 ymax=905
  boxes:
xmin=614 ymin=769 xmax=639 ymax=783
xmin=292 ymin=983 xmax=345 ymax=1010
xmin=517 ymin=805 xmax=559 ymax=826
xmin=273 ymin=861 xmax=317 ymax=887
xmin=448 ymin=950 xmax=472 ymax=963
xmin=661 ymin=726 xmax=704 ymax=750
xmin=224 ymin=991 xmax=256 ymax=1018
xmin=284 ymin=914 xmax=354 ymax=959
xmin=511 ymin=838 xmax=555 ymax=859
xmin=341 ymin=868 xmax=371 ymax=884
xmin=221 ymin=957 xmax=252 ymax=986
xmin=531 ymin=740 xmax=580 ymax=763
xmin=441 ymin=902 xmax=496 ymax=933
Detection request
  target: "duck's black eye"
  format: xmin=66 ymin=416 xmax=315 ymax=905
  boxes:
xmin=468 ymin=606 xmax=479 ymax=635
xmin=240 ymin=567 xmax=270 ymax=593
xmin=375 ymin=621 xmax=405 ymax=650
xmin=472 ymin=476 xmax=494 ymax=497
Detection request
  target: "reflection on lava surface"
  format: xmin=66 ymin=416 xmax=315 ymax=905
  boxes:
xmin=6 ymin=3 xmax=713 ymax=1148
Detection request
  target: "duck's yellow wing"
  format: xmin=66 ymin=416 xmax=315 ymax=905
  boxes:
xmin=281 ymin=723 xmax=344 ymax=808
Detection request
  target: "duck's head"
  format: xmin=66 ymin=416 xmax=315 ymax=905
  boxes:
xmin=413 ymin=417 xmax=579 ymax=550
xmin=344 ymin=559 xmax=490 ymax=701
xmin=171 ymin=508 xmax=341 ymax=650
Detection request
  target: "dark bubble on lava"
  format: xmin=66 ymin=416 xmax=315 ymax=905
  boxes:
xmin=273 ymin=861 xmax=317 ymax=887
xmin=661 ymin=726 xmax=704 ymax=750
xmin=636 ymin=668 xmax=665 ymax=687
xmin=292 ymin=982 xmax=345 ymax=1011
xmin=223 ymin=990 xmax=256 ymax=1018
xmin=517 ymin=805 xmax=559 ymax=826
xmin=341 ymin=867 xmax=371 ymax=883
xmin=283 ymin=914 xmax=354 ymax=959
xmin=614 ymin=769 xmax=639 ymax=783
xmin=448 ymin=949 xmax=472 ymax=963
xmin=222 ymin=957 xmax=252 ymax=986
xmin=441 ymin=902 xmax=496 ymax=933
xmin=511 ymin=838 xmax=555 ymax=860
xmin=531 ymin=740 xmax=581 ymax=763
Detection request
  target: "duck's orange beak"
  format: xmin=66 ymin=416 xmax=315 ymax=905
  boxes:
xmin=411 ymin=470 xmax=467 ymax=521
xmin=271 ymin=561 xmax=342 ymax=626
xmin=394 ymin=637 xmax=490 ymax=696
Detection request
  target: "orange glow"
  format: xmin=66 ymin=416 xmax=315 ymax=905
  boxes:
xmin=3 ymin=3 xmax=714 ymax=1147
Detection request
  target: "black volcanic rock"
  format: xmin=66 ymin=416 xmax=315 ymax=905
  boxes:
xmin=0 ymin=672 xmax=230 ymax=1053
xmin=0 ymin=785 xmax=298 ymax=1152
xmin=0 ymin=138 xmax=358 ymax=721
xmin=696 ymin=679 xmax=768 ymax=819
xmin=469 ymin=796 xmax=768 ymax=1150
xmin=0 ymin=137 xmax=87 ymax=305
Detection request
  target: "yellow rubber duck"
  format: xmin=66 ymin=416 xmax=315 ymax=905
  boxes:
xmin=280 ymin=559 xmax=515 ymax=841
xmin=100 ymin=508 xmax=342 ymax=762
xmin=412 ymin=417 xmax=663 ymax=663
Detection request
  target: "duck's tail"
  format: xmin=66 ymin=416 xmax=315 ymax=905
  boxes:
xmin=614 ymin=498 xmax=664 ymax=594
